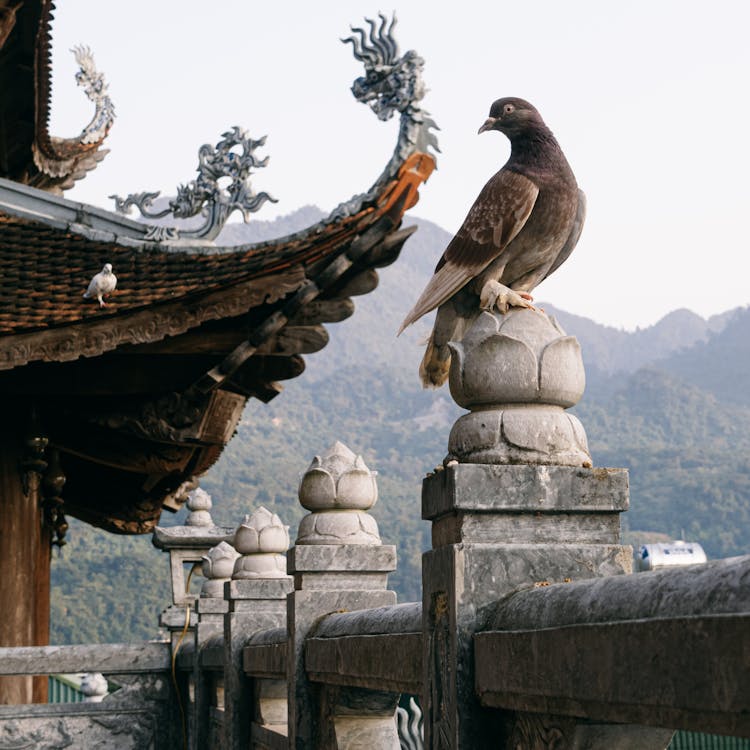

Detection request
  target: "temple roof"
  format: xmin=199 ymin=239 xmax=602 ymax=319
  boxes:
xmin=0 ymin=9 xmax=437 ymax=537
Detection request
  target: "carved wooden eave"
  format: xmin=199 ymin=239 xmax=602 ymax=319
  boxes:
xmin=0 ymin=1 xmax=114 ymax=193
xmin=0 ymin=14 xmax=438 ymax=536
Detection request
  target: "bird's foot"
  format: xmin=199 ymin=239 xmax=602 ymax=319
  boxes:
xmin=479 ymin=281 xmax=535 ymax=314
xmin=99 ymin=300 xmax=107 ymax=308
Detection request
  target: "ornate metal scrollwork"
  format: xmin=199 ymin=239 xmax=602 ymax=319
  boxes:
xmin=111 ymin=127 xmax=278 ymax=242
xmin=343 ymin=13 xmax=426 ymax=122
xmin=330 ymin=14 xmax=439 ymax=220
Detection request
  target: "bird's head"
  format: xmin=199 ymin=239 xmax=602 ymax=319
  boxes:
xmin=478 ymin=98 xmax=545 ymax=137
xmin=102 ymin=263 xmax=113 ymax=274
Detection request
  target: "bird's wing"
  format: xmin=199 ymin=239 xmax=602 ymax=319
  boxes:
xmin=541 ymin=188 xmax=586 ymax=281
xmin=83 ymin=273 xmax=101 ymax=298
xmin=398 ymin=169 xmax=539 ymax=333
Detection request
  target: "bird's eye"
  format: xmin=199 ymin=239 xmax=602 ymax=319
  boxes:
xmin=503 ymin=104 xmax=515 ymax=115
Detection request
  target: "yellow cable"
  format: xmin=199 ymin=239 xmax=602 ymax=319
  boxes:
xmin=171 ymin=562 xmax=199 ymax=750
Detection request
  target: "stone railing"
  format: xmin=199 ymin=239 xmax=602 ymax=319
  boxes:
xmin=0 ymin=641 xmax=179 ymax=748
xmin=2 ymin=309 xmax=749 ymax=749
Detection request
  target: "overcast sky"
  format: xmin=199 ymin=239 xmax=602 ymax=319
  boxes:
xmin=50 ymin=0 xmax=750 ymax=330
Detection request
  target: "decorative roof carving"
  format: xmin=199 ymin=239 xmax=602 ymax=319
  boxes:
xmin=111 ymin=128 xmax=277 ymax=242
xmin=32 ymin=30 xmax=115 ymax=191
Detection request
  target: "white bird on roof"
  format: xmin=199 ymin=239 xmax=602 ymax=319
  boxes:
xmin=83 ymin=263 xmax=117 ymax=307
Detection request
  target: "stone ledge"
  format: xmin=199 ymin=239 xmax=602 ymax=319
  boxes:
xmin=422 ymin=464 xmax=629 ymax=520
xmin=288 ymin=544 xmax=396 ymax=574
xmin=225 ymin=577 xmax=293 ymax=601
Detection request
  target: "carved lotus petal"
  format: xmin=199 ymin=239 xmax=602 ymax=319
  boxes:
xmin=315 ymin=511 xmax=361 ymax=537
xmin=539 ymin=337 xmax=585 ymax=407
xmin=187 ymin=487 xmax=212 ymax=512
xmin=299 ymin=443 xmax=377 ymax=511
xmin=296 ymin=510 xmax=381 ymax=545
xmin=233 ymin=525 xmax=260 ymax=554
xmin=450 ymin=334 xmax=538 ymax=407
xmin=234 ymin=507 xmax=288 ymax=553
xmin=299 ymin=468 xmax=337 ymax=510
xmin=201 ymin=541 xmax=240 ymax=579
xmin=233 ymin=553 xmax=287 ymax=579
xmin=258 ymin=523 xmax=290 ymax=553
xmin=449 ymin=309 xmax=586 ymax=409
xmin=336 ymin=469 xmax=378 ymax=510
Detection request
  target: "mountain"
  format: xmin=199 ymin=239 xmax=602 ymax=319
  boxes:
xmin=49 ymin=208 xmax=750 ymax=644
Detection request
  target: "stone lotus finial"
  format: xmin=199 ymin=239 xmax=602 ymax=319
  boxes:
xmin=200 ymin=541 xmax=240 ymax=597
xmin=296 ymin=442 xmax=381 ymax=545
xmin=185 ymin=487 xmax=213 ymax=527
xmin=298 ymin=441 xmax=378 ymax=512
xmin=232 ymin=507 xmax=289 ymax=579
xmin=447 ymin=309 xmax=591 ymax=467
xmin=80 ymin=672 xmax=108 ymax=703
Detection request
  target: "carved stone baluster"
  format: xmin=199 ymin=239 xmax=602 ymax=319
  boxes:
xmin=421 ymin=309 xmax=632 ymax=749
xmin=288 ymin=442 xmax=400 ymax=749
xmin=223 ymin=507 xmax=292 ymax=750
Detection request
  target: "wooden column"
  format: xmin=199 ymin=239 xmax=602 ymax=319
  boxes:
xmin=0 ymin=423 xmax=51 ymax=704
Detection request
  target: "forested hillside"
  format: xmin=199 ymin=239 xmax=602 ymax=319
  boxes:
xmin=50 ymin=210 xmax=750 ymax=644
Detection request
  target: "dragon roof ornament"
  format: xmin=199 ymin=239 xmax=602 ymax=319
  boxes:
xmin=32 ymin=44 xmax=115 ymax=187
xmin=111 ymin=128 xmax=277 ymax=242
xmin=107 ymin=13 xmax=438 ymax=244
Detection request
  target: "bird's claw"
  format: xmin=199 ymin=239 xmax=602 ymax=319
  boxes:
xmin=479 ymin=281 xmax=535 ymax=314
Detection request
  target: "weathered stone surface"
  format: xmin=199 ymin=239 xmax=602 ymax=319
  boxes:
xmin=296 ymin=509 xmax=381 ymax=545
xmin=225 ymin=578 xmax=293 ymax=601
xmin=487 ymin=553 xmax=750 ymax=630
xmin=288 ymin=544 xmax=396 ymax=575
xmin=151 ymin=524 xmax=234 ymax=550
xmin=475 ymin=614 xmax=750 ymax=737
xmin=293 ymin=572 xmax=391 ymax=590
xmin=298 ymin=441 xmax=378 ymax=512
xmin=0 ymin=642 xmax=179 ymax=749
xmin=306 ymin=632 xmax=422 ymax=694
xmin=422 ymin=464 xmax=629 ymax=518
xmin=445 ymin=310 xmax=591 ymax=466
xmin=0 ymin=642 xmax=170 ymax=675
xmin=313 ymin=602 xmax=422 ymax=638
xmin=195 ymin=598 xmax=228 ymax=615
xmin=421 ymin=457 xmax=631 ymax=749
xmin=448 ymin=310 xmax=585 ymax=408
xmin=431 ymin=512 xmax=622 ymax=547
xmin=288 ymin=589 xmax=397 ymax=748
xmin=448 ymin=406 xmax=591 ymax=466
xmin=233 ymin=507 xmax=290 ymax=555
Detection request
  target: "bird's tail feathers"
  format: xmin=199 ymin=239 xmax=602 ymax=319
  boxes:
xmin=419 ymin=333 xmax=451 ymax=389
xmin=83 ymin=291 xmax=91 ymax=298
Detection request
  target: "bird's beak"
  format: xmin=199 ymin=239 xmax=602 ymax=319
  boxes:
xmin=478 ymin=117 xmax=497 ymax=134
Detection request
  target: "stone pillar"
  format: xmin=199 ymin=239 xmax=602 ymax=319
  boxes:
xmin=223 ymin=507 xmax=293 ymax=750
xmin=421 ymin=310 xmax=632 ymax=749
xmin=152 ymin=488 xmax=234 ymax=651
xmin=287 ymin=442 xmax=399 ymax=749
xmin=193 ymin=540 xmax=239 ymax=749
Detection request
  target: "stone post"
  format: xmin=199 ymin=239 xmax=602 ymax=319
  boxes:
xmin=287 ymin=442 xmax=399 ymax=749
xmin=193 ymin=540 xmax=239 ymax=749
xmin=153 ymin=487 xmax=234 ymax=750
xmin=223 ymin=507 xmax=293 ymax=750
xmin=421 ymin=310 xmax=632 ymax=748
xmin=151 ymin=488 xmax=234 ymax=652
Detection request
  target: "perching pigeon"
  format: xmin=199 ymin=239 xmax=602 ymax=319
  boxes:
xmin=399 ymin=97 xmax=586 ymax=388
xmin=83 ymin=263 xmax=117 ymax=307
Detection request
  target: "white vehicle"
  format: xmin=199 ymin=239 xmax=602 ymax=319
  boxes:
xmin=635 ymin=540 xmax=708 ymax=571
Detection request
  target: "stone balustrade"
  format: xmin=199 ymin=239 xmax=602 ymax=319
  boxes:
xmin=1 ymin=309 xmax=748 ymax=749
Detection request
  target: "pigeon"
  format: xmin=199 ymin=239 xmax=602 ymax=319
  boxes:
xmin=83 ymin=263 xmax=117 ymax=307
xmin=399 ymin=97 xmax=586 ymax=388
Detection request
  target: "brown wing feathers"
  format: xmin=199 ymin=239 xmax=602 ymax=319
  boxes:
xmin=398 ymin=170 xmax=538 ymax=334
